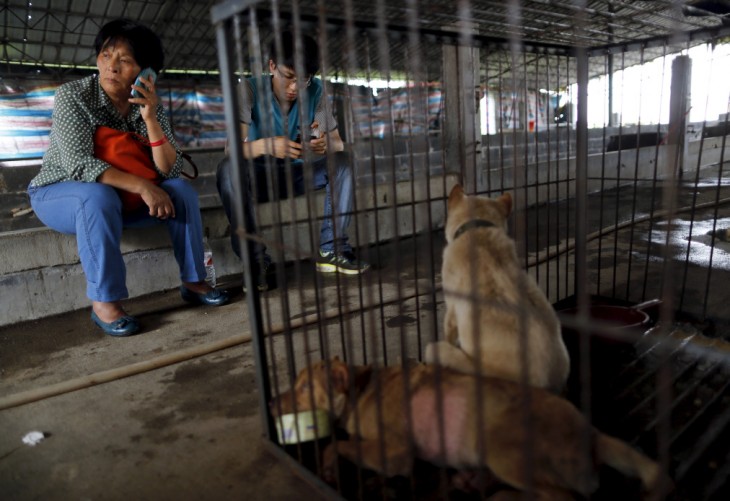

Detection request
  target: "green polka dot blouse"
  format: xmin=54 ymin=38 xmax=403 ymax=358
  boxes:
xmin=30 ymin=74 xmax=183 ymax=188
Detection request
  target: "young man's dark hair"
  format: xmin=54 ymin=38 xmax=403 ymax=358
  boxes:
xmin=94 ymin=18 xmax=165 ymax=73
xmin=269 ymin=31 xmax=319 ymax=77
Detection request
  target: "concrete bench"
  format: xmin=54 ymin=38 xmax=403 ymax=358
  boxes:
xmin=0 ymin=164 xmax=458 ymax=326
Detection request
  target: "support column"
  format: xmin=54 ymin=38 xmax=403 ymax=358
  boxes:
xmin=442 ymin=24 xmax=480 ymax=193
xmin=608 ymin=54 xmax=615 ymax=127
xmin=668 ymin=55 xmax=692 ymax=178
xmin=575 ymin=48 xmax=589 ymax=309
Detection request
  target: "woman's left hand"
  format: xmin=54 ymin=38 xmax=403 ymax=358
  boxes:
xmin=130 ymin=75 xmax=159 ymax=121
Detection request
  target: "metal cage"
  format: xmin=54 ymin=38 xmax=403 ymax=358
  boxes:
xmin=212 ymin=1 xmax=730 ymax=499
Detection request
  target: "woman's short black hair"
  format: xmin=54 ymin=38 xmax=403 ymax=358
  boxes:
xmin=269 ymin=31 xmax=319 ymax=77
xmin=94 ymin=19 xmax=164 ymax=73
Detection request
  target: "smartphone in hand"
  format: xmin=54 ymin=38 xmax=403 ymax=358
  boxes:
xmin=131 ymin=67 xmax=157 ymax=98
xmin=295 ymin=123 xmax=319 ymax=143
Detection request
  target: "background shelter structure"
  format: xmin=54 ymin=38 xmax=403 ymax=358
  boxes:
xmin=2 ymin=1 xmax=730 ymax=499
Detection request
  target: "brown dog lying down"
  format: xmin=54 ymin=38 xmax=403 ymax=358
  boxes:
xmin=271 ymin=358 xmax=670 ymax=500
xmin=426 ymin=185 xmax=570 ymax=393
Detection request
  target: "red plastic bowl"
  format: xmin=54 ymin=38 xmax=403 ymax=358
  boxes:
xmin=560 ymin=304 xmax=653 ymax=330
xmin=581 ymin=305 xmax=649 ymax=329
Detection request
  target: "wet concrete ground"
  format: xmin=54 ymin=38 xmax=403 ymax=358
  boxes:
xmin=520 ymin=164 xmax=730 ymax=334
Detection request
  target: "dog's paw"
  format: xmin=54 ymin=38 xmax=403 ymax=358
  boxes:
xmin=424 ymin=342 xmax=438 ymax=364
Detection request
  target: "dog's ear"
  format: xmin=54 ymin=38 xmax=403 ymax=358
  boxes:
xmin=448 ymin=184 xmax=465 ymax=210
xmin=496 ymin=192 xmax=512 ymax=217
xmin=330 ymin=360 xmax=349 ymax=392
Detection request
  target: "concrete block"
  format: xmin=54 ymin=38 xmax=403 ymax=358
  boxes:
xmin=429 ymin=151 xmax=445 ymax=171
xmin=0 ymin=227 xmax=81 ymax=275
xmin=0 ymin=163 xmax=38 ymax=193
xmin=354 ymin=139 xmax=384 ymax=159
xmin=428 ymin=134 xmax=443 ymax=153
xmin=407 ymin=135 xmax=430 ymax=155
xmin=0 ymin=266 xmax=89 ymax=324
xmin=0 ymin=174 xmax=459 ymax=326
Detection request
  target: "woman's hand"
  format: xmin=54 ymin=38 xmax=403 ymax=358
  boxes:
xmin=129 ymin=75 xmax=177 ymax=173
xmin=129 ymin=74 xmax=159 ymax=122
xmin=139 ymin=183 xmax=175 ymax=219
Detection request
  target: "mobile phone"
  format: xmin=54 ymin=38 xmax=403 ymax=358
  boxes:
xmin=296 ymin=125 xmax=319 ymax=143
xmin=131 ymin=67 xmax=157 ymax=98
xmin=295 ymin=133 xmax=318 ymax=143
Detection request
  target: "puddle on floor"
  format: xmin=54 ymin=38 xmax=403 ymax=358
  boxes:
xmin=643 ymin=217 xmax=730 ymax=270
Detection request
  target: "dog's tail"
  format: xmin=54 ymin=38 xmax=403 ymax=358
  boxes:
xmin=595 ymin=433 xmax=673 ymax=499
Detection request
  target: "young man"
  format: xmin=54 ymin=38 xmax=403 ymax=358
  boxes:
xmin=216 ymin=31 xmax=369 ymax=291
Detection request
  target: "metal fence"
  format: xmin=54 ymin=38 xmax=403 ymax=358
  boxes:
xmin=212 ymin=1 xmax=730 ymax=499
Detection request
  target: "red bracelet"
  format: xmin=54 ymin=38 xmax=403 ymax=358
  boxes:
xmin=149 ymin=137 xmax=167 ymax=147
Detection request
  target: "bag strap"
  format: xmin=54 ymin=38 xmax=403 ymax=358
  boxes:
xmin=181 ymin=153 xmax=199 ymax=180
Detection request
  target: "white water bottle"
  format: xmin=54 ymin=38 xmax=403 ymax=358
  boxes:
xmin=203 ymin=237 xmax=216 ymax=288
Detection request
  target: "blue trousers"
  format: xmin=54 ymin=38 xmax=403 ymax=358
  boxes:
xmin=28 ymin=179 xmax=206 ymax=302
xmin=216 ymin=152 xmax=355 ymax=262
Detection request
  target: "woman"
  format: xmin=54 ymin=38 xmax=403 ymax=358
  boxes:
xmin=28 ymin=19 xmax=229 ymax=337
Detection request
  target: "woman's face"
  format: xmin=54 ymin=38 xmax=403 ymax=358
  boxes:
xmin=96 ymin=39 xmax=141 ymax=100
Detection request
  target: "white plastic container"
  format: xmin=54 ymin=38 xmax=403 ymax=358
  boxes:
xmin=203 ymin=238 xmax=216 ymax=287
xmin=275 ymin=409 xmax=331 ymax=444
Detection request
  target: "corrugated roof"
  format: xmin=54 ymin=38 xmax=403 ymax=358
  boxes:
xmin=2 ymin=0 xmax=219 ymax=73
xmin=3 ymin=0 xmax=730 ymax=83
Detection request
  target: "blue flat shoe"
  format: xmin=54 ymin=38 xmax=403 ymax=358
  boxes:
xmin=180 ymin=286 xmax=230 ymax=307
xmin=91 ymin=311 xmax=139 ymax=337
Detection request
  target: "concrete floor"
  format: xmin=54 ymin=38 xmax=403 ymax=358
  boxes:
xmin=3 ymin=169 xmax=730 ymax=500
xmin=0 ymin=277 xmax=324 ymax=500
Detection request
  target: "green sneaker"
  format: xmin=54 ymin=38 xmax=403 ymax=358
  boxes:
xmin=316 ymin=250 xmax=370 ymax=275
